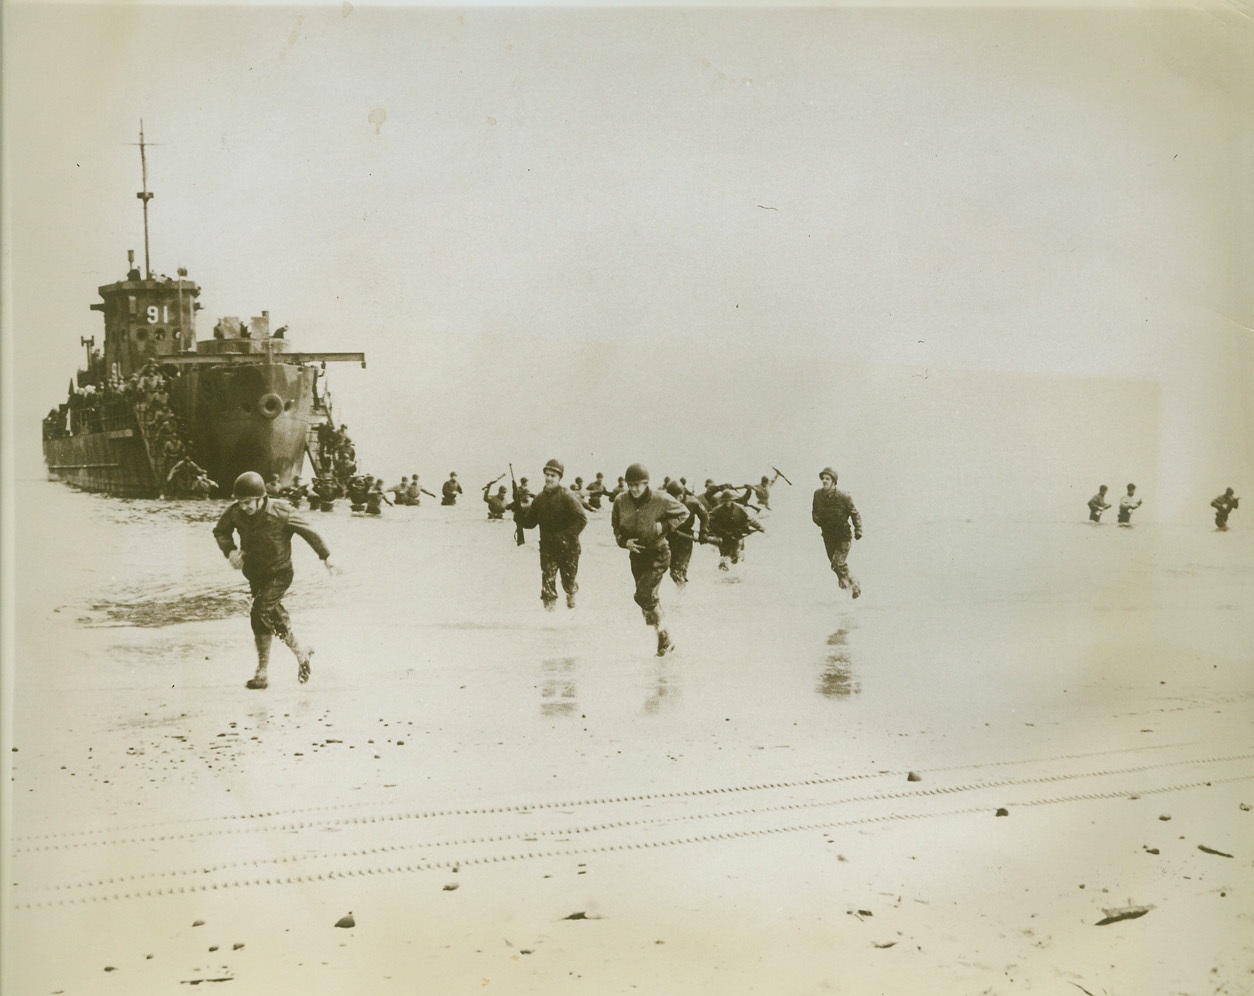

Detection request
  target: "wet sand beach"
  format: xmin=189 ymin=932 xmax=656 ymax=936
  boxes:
xmin=5 ymin=482 xmax=1253 ymax=994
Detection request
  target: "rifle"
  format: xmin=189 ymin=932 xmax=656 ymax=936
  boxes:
xmin=483 ymin=473 xmax=505 ymax=491
xmin=771 ymin=466 xmax=793 ymax=486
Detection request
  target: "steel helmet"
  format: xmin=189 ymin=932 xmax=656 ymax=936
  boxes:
xmin=543 ymin=458 xmax=565 ymax=478
xmin=232 ymin=471 xmax=266 ymax=498
xmin=624 ymin=463 xmax=649 ymax=484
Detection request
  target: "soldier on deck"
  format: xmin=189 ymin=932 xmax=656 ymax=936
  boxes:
xmin=517 ymin=459 xmax=587 ymax=610
xmin=213 ymin=471 xmax=339 ymax=690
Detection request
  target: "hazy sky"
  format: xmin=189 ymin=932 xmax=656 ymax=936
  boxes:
xmin=3 ymin=2 xmax=1251 ymax=519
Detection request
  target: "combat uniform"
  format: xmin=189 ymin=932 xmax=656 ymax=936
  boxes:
xmin=666 ymin=486 xmax=709 ymax=586
xmin=708 ymin=499 xmax=762 ymax=567
xmin=612 ymin=487 xmax=689 ymax=625
xmin=1087 ymin=491 xmax=1110 ymax=523
xmin=812 ymin=485 xmax=862 ymax=593
xmin=518 ymin=484 xmax=588 ymax=608
xmin=1212 ymin=491 xmax=1239 ymax=529
xmin=212 ymin=497 xmax=330 ymax=657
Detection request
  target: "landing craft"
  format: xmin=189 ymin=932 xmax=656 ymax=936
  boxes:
xmin=41 ymin=125 xmax=366 ymax=497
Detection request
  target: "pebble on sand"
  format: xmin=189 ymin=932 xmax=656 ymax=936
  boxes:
xmin=335 ymin=913 xmax=356 ymax=928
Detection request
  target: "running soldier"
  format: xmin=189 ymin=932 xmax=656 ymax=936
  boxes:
xmin=1088 ymin=485 xmax=1111 ymax=524
xmin=664 ymin=480 xmax=709 ymax=588
xmin=1211 ymin=487 xmax=1239 ymax=530
xmin=1117 ymin=483 xmax=1142 ymax=526
xmin=517 ymin=459 xmax=588 ymax=610
xmin=213 ymin=471 xmax=338 ymax=689
xmin=441 ymin=472 xmax=463 ymax=506
xmin=811 ymin=467 xmax=862 ymax=598
xmin=612 ymin=463 xmax=689 ymax=655
xmin=707 ymin=489 xmax=764 ymax=571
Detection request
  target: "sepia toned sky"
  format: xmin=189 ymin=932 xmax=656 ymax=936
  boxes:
xmin=3 ymin=2 xmax=1251 ymax=519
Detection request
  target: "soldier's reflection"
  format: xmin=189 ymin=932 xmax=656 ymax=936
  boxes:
xmin=643 ymin=658 xmax=680 ymax=714
xmin=817 ymin=628 xmax=861 ymax=698
xmin=539 ymin=657 xmax=579 ymax=716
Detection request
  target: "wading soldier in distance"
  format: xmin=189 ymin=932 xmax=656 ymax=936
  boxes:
xmin=1211 ymin=487 xmax=1239 ymax=530
xmin=441 ymin=471 xmax=463 ymax=506
xmin=1117 ymin=483 xmax=1142 ymax=526
xmin=612 ymin=463 xmax=689 ymax=655
xmin=517 ymin=459 xmax=588 ymax=610
xmin=1088 ymin=485 xmax=1111 ymax=523
xmin=812 ymin=467 xmax=862 ymax=598
xmin=213 ymin=471 xmax=339 ymax=690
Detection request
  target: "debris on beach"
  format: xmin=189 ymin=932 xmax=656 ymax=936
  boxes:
xmin=1095 ymin=904 xmax=1153 ymax=926
xmin=335 ymin=912 xmax=356 ymax=928
xmin=1143 ymin=846 xmax=1159 ymax=854
xmin=1197 ymin=844 xmax=1234 ymax=858
xmin=443 ymin=882 xmax=460 ymax=891
xmin=1158 ymin=814 xmax=1171 ymax=821
xmin=872 ymin=941 xmax=897 ymax=949
xmin=906 ymin=771 xmax=921 ymax=782
xmin=995 ymin=808 xmax=1009 ymax=817
xmin=1240 ymin=803 xmax=1251 ymax=812
xmin=563 ymin=911 xmax=600 ymax=920
xmin=192 ymin=920 xmax=205 ymax=927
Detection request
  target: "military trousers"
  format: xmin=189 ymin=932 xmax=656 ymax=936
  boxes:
xmin=539 ymin=538 xmax=580 ymax=606
xmin=821 ymin=528 xmax=857 ymax=588
xmin=629 ymin=545 xmax=671 ymax=626
xmin=247 ymin=568 xmax=294 ymax=639
xmin=668 ymin=535 xmax=694 ymax=585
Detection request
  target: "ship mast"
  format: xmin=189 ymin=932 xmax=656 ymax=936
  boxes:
xmin=136 ymin=121 xmax=154 ymax=279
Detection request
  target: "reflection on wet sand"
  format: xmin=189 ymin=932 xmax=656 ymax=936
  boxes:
xmin=539 ymin=657 xmax=578 ymax=716
xmin=642 ymin=659 xmax=681 ymax=715
xmin=818 ymin=628 xmax=861 ymax=698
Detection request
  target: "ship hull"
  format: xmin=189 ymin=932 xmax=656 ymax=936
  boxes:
xmin=43 ymin=424 xmax=161 ymax=497
xmin=44 ymin=362 xmax=317 ymax=498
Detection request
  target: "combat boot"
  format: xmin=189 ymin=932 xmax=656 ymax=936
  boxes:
xmin=656 ymin=629 xmax=674 ymax=657
xmin=280 ymin=630 xmax=314 ymax=684
xmin=247 ymin=634 xmax=271 ymax=690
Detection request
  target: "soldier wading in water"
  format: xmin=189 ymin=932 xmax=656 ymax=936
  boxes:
xmin=213 ymin=471 xmax=339 ymax=689
xmin=612 ymin=463 xmax=688 ymax=655
xmin=517 ymin=459 xmax=587 ymax=610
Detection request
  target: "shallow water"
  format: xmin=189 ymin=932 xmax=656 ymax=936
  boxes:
xmin=7 ymin=479 xmax=1254 ymax=995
